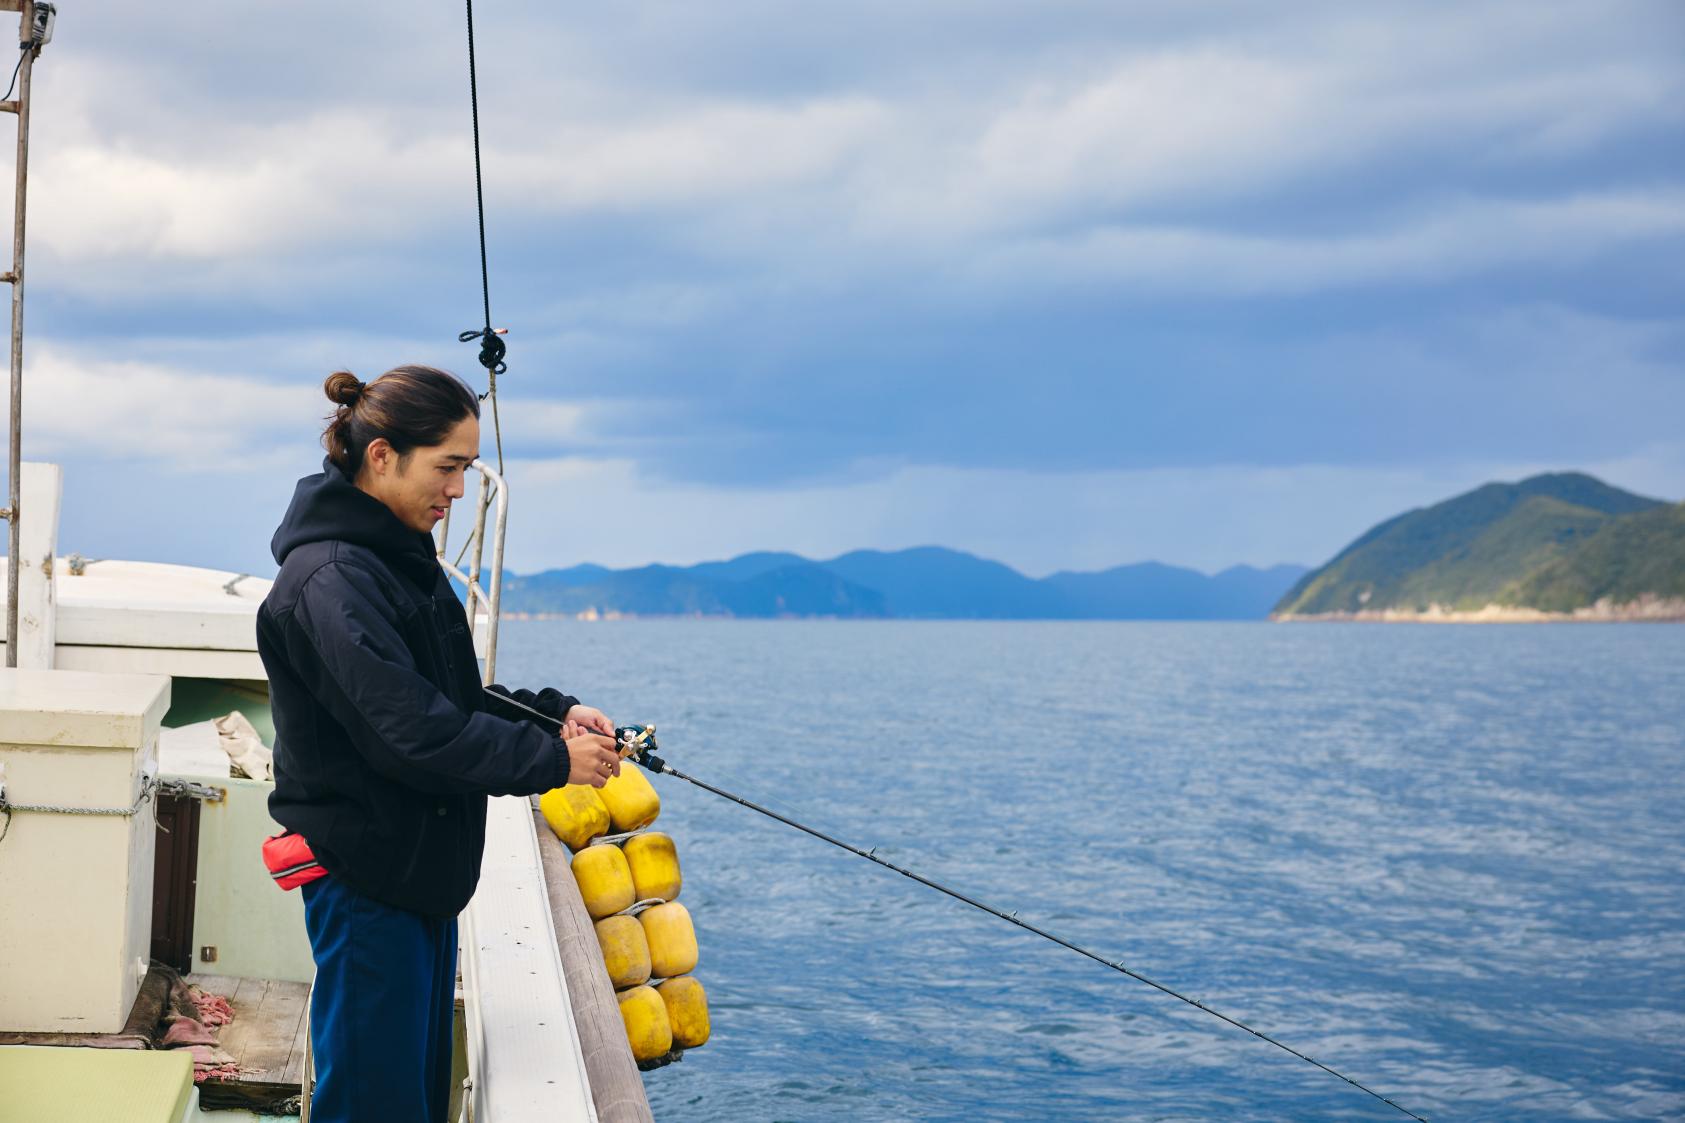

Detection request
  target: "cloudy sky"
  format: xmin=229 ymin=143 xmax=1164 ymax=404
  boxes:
xmin=6 ymin=0 xmax=1682 ymax=577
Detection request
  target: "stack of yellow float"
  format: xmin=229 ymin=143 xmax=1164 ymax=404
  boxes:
xmin=540 ymin=760 xmax=710 ymax=1068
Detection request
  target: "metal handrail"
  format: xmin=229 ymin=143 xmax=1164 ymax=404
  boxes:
xmin=435 ymin=457 xmax=509 ymax=682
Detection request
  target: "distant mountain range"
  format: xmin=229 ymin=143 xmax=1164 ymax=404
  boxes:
xmin=495 ymin=472 xmax=1683 ymax=623
xmin=498 ymin=548 xmax=1309 ymax=620
xmin=1273 ymin=472 xmax=1685 ymax=620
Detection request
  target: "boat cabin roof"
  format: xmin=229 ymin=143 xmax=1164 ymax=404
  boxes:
xmin=2 ymin=557 xmax=484 ymax=679
xmin=0 ymin=557 xmax=271 ymax=679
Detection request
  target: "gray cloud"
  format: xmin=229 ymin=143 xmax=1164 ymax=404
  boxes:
xmin=9 ymin=0 xmax=1683 ymax=571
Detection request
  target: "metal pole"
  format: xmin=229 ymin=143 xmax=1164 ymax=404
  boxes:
xmin=483 ymin=466 xmax=507 ymax=683
xmin=435 ymin=502 xmax=452 ymax=560
xmin=465 ymin=471 xmax=490 ymax=623
xmin=5 ymin=3 xmax=36 ymax=668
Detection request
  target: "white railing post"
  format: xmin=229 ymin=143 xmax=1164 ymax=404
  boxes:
xmin=466 ymin=472 xmax=492 ymax=624
xmin=436 ymin=459 xmax=507 ymax=683
xmin=6 ymin=459 xmax=59 ymax=669
xmin=483 ymin=464 xmax=508 ymax=682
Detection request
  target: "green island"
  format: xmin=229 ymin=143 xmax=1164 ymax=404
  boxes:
xmin=1273 ymin=472 xmax=1685 ymax=621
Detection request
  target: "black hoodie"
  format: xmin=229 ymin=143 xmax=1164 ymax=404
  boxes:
xmin=258 ymin=457 xmax=579 ymax=917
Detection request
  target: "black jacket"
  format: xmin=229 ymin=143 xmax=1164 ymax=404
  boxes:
xmin=258 ymin=457 xmax=578 ymax=917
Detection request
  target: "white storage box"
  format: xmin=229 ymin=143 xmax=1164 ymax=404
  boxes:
xmin=0 ymin=668 xmax=172 ymax=1033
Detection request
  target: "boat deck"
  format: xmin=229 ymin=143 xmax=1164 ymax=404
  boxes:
xmin=190 ymin=974 xmax=309 ymax=1110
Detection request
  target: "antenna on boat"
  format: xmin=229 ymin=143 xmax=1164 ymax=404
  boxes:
xmin=0 ymin=0 xmax=53 ymax=668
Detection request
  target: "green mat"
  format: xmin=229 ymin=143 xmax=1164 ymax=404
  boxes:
xmin=0 ymin=1046 xmax=193 ymax=1123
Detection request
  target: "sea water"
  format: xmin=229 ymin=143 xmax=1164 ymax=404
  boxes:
xmin=497 ymin=620 xmax=1685 ymax=1122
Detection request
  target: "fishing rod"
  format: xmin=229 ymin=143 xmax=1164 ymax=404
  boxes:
xmin=487 ymin=690 xmax=1429 ymax=1121
xmin=450 ymin=3 xmax=1417 ymax=1115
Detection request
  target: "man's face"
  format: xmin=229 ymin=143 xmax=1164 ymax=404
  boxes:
xmin=362 ymin=414 xmax=481 ymax=533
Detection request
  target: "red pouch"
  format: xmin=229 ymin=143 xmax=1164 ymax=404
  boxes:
xmin=262 ymin=830 xmax=328 ymax=891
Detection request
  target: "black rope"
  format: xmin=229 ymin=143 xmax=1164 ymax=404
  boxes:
xmin=3 ymin=42 xmax=28 ymax=102
xmin=459 ymin=328 xmax=507 ymax=380
xmin=458 ymin=0 xmax=507 ymax=474
xmin=492 ymin=691 xmax=1429 ymax=1121
xmin=458 ymin=0 xmax=495 ymax=365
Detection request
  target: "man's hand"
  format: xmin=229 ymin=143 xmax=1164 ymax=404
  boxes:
xmin=563 ymin=721 xmax=621 ymax=788
xmin=564 ymin=704 xmax=614 ymax=737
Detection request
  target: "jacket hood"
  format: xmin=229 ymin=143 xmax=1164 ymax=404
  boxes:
xmin=271 ymin=456 xmax=440 ymax=579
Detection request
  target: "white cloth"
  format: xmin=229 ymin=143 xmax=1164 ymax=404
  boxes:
xmin=214 ymin=711 xmax=273 ymax=781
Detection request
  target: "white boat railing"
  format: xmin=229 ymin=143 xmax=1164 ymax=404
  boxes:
xmin=459 ymin=795 xmax=600 ymax=1123
xmin=433 ymin=457 xmax=606 ymax=1121
xmin=435 ymin=458 xmax=509 ymax=684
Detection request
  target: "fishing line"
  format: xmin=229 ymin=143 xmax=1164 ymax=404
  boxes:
xmin=486 ymin=690 xmax=1429 ymax=1121
xmin=453 ymin=2 xmax=1419 ymax=1111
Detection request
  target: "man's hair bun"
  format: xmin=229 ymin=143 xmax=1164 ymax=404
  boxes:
xmin=319 ymin=365 xmax=481 ymax=476
xmin=324 ymin=370 xmax=365 ymax=407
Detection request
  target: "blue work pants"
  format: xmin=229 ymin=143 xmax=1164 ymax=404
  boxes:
xmin=301 ymin=876 xmax=458 ymax=1122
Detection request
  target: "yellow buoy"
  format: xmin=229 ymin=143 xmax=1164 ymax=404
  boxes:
xmin=617 ymin=985 xmax=673 ymax=1063
xmin=571 ymin=845 xmax=635 ymax=920
xmin=623 ymin=832 xmax=682 ymax=902
xmin=599 ymin=763 xmax=661 ymax=832
xmin=594 ymin=914 xmax=652 ymax=989
xmin=639 ymin=901 xmax=699 ymax=978
xmin=538 ymin=785 xmax=610 ymax=851
xmin=656 ymin=975 xmax=710 ymax=1049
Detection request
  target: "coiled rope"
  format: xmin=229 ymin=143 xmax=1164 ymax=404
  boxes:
xmin=490 ymin=691 xmax=1429 ymax=1121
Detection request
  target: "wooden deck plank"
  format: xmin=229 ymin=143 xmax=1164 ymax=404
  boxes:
xmin=189 ymin=974 xmax=242 ymax=999
xmin=181 ymin=974 xmax=310 ymax=1113
xmin=213 ymin=977 xmax=265 ymax=1068
xmin=280 ymin=993 xmax=312 ymax=1087
xmin=241 ymin=981 xmax=308 ymax=1083
xmin=184 ymin=973 xmax=311 ymax=1087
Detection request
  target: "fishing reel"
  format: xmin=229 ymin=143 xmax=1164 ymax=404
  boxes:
xmin=612 ymin=723 xmax=668 ymax=773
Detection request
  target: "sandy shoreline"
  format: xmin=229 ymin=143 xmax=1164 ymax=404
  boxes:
xmin=1274 ymin=595 xmax=1685 ymax=623
xmin=499 ymin=599 xmax=1685 ymax=624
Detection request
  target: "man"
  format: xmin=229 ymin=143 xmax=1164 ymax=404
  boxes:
xmin=258 ymin=365 xmax=621 ymax=1122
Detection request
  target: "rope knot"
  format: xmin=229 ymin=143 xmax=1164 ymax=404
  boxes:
xmin=459 ymin=326 xmax=508 ymax=375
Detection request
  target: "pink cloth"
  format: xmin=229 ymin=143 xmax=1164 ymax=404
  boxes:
xmin=166 ymin=981 xmax=240 ymax=1083
xmin=180 ymin=1043 xmax=237 ymax=1066
xmin=189 ymin=989 xmax=235 ymax=1027
xmin=162 ymin=1014 xmax=220 ymax=1047
xmin=194 ymin=1060 xmax=242 ymax=1084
